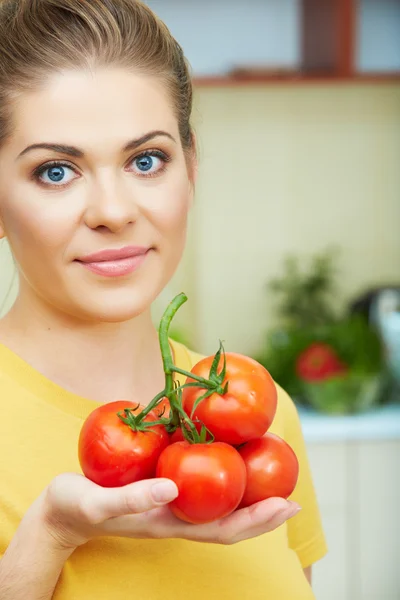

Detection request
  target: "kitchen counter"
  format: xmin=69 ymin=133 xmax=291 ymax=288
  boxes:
xmin=298 ymin=402 xmax=400 ymax=443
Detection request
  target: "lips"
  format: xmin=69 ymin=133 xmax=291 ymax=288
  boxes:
xmin=77 ymin=246 xmax=149 ymax=263
xmin=76 ymin=245 xmax=151 ymax=278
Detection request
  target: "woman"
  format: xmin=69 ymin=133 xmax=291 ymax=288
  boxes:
xmin=0 ymin=1 xmax=327 ymax=598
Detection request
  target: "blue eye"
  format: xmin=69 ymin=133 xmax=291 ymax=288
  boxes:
xmin=131 ymin=151 xmax=168 ymax=176
xmin=36 ymin=163 xmax=77 ymax=186
xmin=46 ymin=166 xmax=65 ymax=182
xmin=136 ymin=155 xmax=155 ymax=172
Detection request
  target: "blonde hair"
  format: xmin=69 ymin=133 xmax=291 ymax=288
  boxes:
xmin=0 ymin=0 xmax=193 ymax=148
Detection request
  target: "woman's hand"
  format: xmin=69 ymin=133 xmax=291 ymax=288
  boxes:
xmin=42 ymin=473 xmax=300 ymax=550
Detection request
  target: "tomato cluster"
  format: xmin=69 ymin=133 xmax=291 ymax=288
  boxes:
xmin=79 ymin=351 xmax=299 ymax=525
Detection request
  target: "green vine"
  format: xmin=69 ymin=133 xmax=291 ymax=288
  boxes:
xmin=117 ymin=293 xmax=227 ymax=444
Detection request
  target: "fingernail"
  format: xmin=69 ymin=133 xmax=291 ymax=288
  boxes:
xmin=289 ymin=502 xmax=302 ymax=514
xmin=151 ymin=482 xmax=178 ymax=503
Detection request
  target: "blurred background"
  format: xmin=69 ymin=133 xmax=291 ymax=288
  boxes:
xmin=1 ymin=0 xmax=400 ymax=598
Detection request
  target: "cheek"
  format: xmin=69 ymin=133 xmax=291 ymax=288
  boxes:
xmin=150 ymin=180 xmax=190 ymax=241
xmin=0 ymin=188 xmax=76 ymax=265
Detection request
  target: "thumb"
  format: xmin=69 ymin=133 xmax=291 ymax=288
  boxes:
xmin=86 ymin=478 xmax=179 ymax=523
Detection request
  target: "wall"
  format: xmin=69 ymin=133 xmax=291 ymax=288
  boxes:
xmin=0 ymin=242 xmax=17 ymax=317
xmin=145 ymin=0 xmax=300 ymax=75
xmin=188 ymin=83 xmax=400 ymax=355
xmin=357 ymin=0 xmax=400 ymax=72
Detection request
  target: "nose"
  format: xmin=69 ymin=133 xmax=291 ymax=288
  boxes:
xmin=84 ymin=174 xmax=138 ymax=233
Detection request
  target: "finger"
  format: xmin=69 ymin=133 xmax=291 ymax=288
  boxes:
xmin=81 ymin=478 xmax=179 ymax=524
xmin=141 ymin=497 xmax=297 ymax=544
xmin=210 ymin=497 xmax=293 ymax=544
xmin=228 ymin=501 xmax=301 ymax=544
xmin=184 ymin=498 xmax=299 ymax=544
xmin=97 ymin=497 xmax=299 ymax=542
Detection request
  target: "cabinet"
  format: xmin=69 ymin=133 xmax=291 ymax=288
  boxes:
xmin=305 ymin=428 xmax=400 ymax=599
xmin=307 ymin=443 xmax=349 ymax=600
xmin=358 ymin=441 xmax=400 ymax=600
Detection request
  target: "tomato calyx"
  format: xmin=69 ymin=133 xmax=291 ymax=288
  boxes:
xmin=181 ymin=341 xmax=229 ymax=419
xmin=175 ymin=401 xmax=215 ymax=445
xmin=116 ymin=406 xmax=169 ymax=432
xmin=171 ymin=341 xmax=229 ymax=401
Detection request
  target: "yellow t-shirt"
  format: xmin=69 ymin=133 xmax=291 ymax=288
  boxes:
xmin=0 ymin=339 xmax=327 ymax=599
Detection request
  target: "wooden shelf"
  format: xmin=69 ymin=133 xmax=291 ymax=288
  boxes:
xmin=193 ymin=73 xmax=400 ymax=88
xmin=192 ymin=1 xmax=400 ymax=89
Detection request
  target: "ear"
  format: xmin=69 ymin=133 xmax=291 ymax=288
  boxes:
xmin=0 ymin=217 xmax=5 ymax=240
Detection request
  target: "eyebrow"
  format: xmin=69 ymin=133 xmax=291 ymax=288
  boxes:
xmin=17 ymin=130 xmax=176 ymax=159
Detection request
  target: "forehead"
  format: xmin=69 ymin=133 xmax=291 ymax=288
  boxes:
xmin=9 ymin=68 xmax=178 ymax=151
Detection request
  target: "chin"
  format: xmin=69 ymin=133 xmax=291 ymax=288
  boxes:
xmin=57 ymin=255 xmax=181 ymax=323
xmin=70 ymin=286 xmax=161 ymax=324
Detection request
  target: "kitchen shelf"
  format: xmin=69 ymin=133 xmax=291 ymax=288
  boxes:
xmin=298 ymin=402 xmax=400 ymax=443
xmin=147 ymin=0 xmax=400 ymax=88
xmin=193 ymin=73 xmax=400 ymax=87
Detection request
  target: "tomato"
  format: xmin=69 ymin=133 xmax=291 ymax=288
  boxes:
xmin=182 ymin=353 xmax=277 ymax=445
xmin=169 ymin=426 xmax=193 ymax=444
xmin=153 ymin=396 xmax=170 ymax=418
xmin=296 ymin=342 xmax=348 ymax=382
xmin=169 ymin=420 xmax=212 ymax=444
xmin=156 ymin=441 xmax=247 ymax=524
xmin=169 ymin=428 xmax=185 ymax=443
xmin=79 ymin=401 xmax=169 ymax=488
xmin=238 ymin=433 xmax=299 ymax=508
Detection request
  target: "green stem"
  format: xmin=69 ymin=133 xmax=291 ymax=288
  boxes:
xmin=159 ymin=293 xmax=188 ymax=426
xmin=136 ymin=293 xmax=188 ymax=423
xmin=135 ymin=390 xmax=166 ymax=423
xmin=171 ymin=396 xmax=201 ymax=443
xmin=170 ymin=366 xmax=214 ymax=387
xmin=118 ymin=292 xmax=226 ymax=443
xmin=159 ymin=293 xmax=188 ymax=372
xmin=172 ymin=366 xmax=226 ymax=396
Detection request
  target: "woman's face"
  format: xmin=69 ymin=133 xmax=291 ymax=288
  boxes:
xmin=0 ymin=68 xmax=194 ymax=322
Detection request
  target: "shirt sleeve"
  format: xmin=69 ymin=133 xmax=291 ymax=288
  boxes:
xmin=278 ymin=384 xmax=328 ymax=568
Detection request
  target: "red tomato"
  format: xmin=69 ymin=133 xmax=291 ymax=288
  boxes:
xmin=169 ymin=420 xmax=212 ymax=444
xmin=154 ymin=397 xmax=170 ymax=418
xmin=156 ymin=441 xmax=247 ymax=524
xmin=296 ymin=342 xmax=348 ymax=382
xmin=238 ymin=433 xmax=299 ymax=508
xmin=79 ymin=401 xmax=169 ymax=488
xmin=182 ymin=353 xmax=277 ymax=445
xmin=169 ymin=427 xmax=189 ymax=444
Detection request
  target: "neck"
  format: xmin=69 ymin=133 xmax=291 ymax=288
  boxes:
xmin=0 ymin=294 xmax=167 ymax=405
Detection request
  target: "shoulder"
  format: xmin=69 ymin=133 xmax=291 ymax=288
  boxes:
xmin=169 ymin=339 xmax=204 ymax=371
xmin=275 ymin=381 xmax=301 ymax=428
